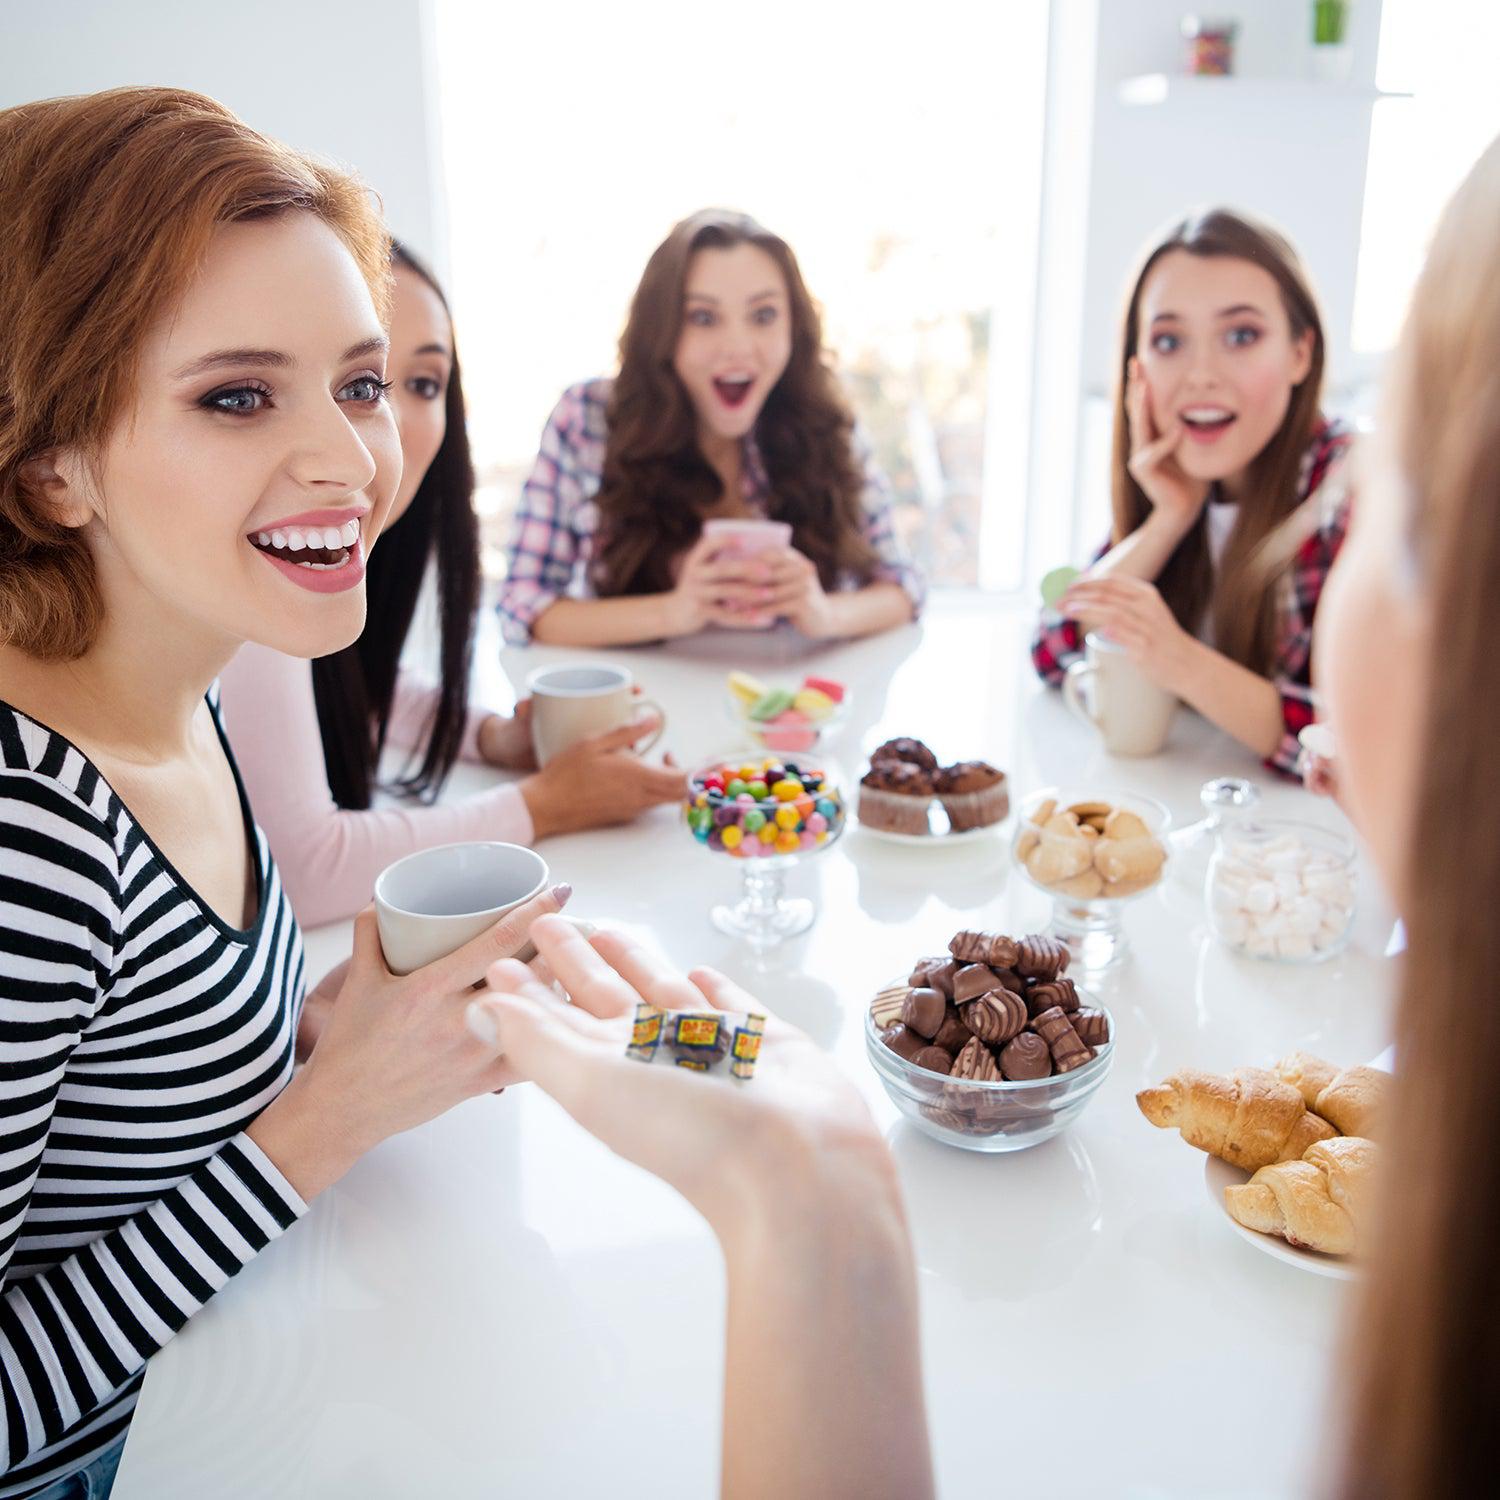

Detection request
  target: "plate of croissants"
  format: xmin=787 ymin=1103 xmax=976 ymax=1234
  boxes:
xmin=1137 ymin=1050 xmax=1390 ymax=1279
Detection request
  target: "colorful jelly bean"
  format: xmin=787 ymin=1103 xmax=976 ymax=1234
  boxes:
xmin=686 ymin=755 xmax=845 ymax=861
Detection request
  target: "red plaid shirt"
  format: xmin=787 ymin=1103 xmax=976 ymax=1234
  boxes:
xmin=1031 ymin=418 xmax=1353 ymax=776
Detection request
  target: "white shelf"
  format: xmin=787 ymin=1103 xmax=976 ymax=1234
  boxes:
xmin=1118 ymin=74 xmax=1410 ymax=107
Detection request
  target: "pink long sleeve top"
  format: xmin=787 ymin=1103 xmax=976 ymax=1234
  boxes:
xmin=217 ymin=642 xmax=534 ymax=929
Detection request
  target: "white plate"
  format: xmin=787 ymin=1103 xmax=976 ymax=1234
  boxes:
xmin=1203 ymin=1156 xmax=1357 ymax=1281
xmin=851 ymin=810 xmax=1006 ymax=847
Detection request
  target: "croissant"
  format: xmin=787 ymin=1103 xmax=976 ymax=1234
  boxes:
xmin=1224 ymin=1136 xmax=1377 ymax=1256
xmin=1274 ymin=1053 xmax=1390 ymax=1139
xmin=1136 ymin=1066 xmax=1336 ymax=1171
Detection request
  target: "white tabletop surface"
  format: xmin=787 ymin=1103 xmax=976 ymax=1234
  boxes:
xmin=113 ymin=598 xmax=1396 ymax=1500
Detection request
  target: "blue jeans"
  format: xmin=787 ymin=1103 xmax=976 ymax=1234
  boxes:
xmin=25 ymin=1439 xmax=125 ymax=1500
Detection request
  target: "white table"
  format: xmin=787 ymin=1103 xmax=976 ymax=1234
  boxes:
xmin=114 ymin=599 xmax=1396 ymax=1500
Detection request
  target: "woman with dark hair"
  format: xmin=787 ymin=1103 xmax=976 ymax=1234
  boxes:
xmin=220 ymin=245 xmax=683 ymax=927
xmin=1032 ymin=209 xmax=1352 ymax=774
xmin=498 ymin=208 xmax=923 ymax=647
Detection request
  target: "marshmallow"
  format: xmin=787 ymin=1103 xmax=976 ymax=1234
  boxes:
xmin=1209 ymin=830 xmax=1355 ymax=962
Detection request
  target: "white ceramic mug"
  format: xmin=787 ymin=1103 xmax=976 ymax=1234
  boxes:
xmin=526 ymin=663 xmax=666 ymax=767
xmin=374 ymin=841 xmax=550 ymax=975
xmin=1063 ymin=633 xmax=1178 ymax=757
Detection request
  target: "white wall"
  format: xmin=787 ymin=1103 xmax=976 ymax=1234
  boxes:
xmin=0 ymin=0 xmax=447 ymax=274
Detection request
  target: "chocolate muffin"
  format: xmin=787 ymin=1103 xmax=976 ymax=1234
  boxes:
xmin=858 ymin=759 xmax=935 ymax=836
xmin=869 ymin=737 xmax=940 ymax=773
xmin=934 ymin=760 xmax=1009 ymax=831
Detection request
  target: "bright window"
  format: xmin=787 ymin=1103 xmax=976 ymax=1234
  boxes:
xmin=434 ymin=0 xmax=1051 ymax=590
xmin=1353 ymin=0 xmax=1500 ymax=352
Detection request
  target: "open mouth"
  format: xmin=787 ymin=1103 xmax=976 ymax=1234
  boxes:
xmin=712 ymin=375 xmax=755 ymax=409
xmin=248 ymin=518 xmax=361 ymax=571
xmin=1179 ymin=406 xmax=1237 ymax=440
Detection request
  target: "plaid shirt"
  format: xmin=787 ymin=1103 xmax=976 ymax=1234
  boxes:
xmin=498 ymin=378 xmax=925 ymax=643
xmin=1031 ymin=417 xmax=1353 ymax=776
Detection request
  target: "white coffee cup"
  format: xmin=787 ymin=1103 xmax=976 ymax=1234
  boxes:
xmin=1063 ymin=633 xmax=1178 ymax=757
xmin=374 ymin=841 xmax=550 ymax=975
xmin=526 ymin=662 xmax=666 ymax=767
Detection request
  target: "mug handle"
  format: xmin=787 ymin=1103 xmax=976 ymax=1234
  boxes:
xmin=1062 ymin=661 xmax=1099 ymax=729
xmin=626 ymin=698 xmax=667 ymax=756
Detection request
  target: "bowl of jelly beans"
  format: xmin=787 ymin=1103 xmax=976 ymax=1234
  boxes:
xmin=685 ymin=754 xmax=847 ymax=947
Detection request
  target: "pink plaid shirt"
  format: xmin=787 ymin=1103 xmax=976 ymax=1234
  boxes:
xmin=499 ymin=378 xmax=924 ymax=643
xmin=1031 ymin=417 xmax=1353 ymax=776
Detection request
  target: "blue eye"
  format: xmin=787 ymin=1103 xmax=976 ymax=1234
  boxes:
xmin=1150 ymin=332 xmax=1180 ymax=355
xmin=340 ymin=375 xmax=392 ymax=403
xmin=751 ymin=306 xmax=779 ymax=326
xmin=685 ymin=308 xmax=715 ymax=328
xmin=1226 ymin=326 xmax=1260 ymax=349
xmin=202 ymin=383 xmax=271 ymax=415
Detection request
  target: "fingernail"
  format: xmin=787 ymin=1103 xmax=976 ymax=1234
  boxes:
xmin=551 ymin=882 xmax=573 ymax=906
xmin=466 ymin=999 xmax=502 ymax=1048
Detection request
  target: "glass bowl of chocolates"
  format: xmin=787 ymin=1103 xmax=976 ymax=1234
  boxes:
xmin=684 ymin=752 xmax=847 ymax=950
xmin=1011 ymin=788 xmax=1171 ymax=972
xmin=864 ymin=928 xmax=1115 ymax=1153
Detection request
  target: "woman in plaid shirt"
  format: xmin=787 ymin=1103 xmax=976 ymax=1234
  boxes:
xmin=1031 ymin=209 xmax=1353 ymax=776
xmin=500 ymin=209 xmax=923 ymax=647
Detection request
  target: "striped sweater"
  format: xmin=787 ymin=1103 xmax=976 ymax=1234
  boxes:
xmin=0 ymin=693 xmax=307 ymax=1497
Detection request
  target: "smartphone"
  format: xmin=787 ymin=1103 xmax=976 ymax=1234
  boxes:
xmin=702 ymin=518 xmax=793 ymax=557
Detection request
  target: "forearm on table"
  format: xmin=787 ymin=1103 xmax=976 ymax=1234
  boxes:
xmin=1088 ymin=511 xmax=1193 ymax=584
xmin=530 ymin=593 xmax=679 ymax=646
xmin=823 ymin=581 xmax=914 ymax=639
xmin=717 ymin=1168 xmax=933 ymax=1500
xmin=1168 ymin=636 xmax=1285 ymax=760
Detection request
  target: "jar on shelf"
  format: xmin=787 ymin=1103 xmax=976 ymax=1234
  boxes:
xmin=1181 ymin=16 xmax=1238 ymax=76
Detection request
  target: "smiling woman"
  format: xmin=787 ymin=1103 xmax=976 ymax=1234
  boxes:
xmin=1031 ymin=208 xmax=1353 ymax=776
xmin=0 ymin=87 xmax=582 ymax=1499
xmin=497 ymin=208 xmax=924 ymax=649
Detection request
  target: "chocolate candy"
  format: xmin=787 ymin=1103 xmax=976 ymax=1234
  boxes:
xmin=911 ymin=1046 xmax=954 ymax=1076
xmin=926 ymin=959 xmax=960 ymax=999
xmin=1071 ymin=1008 xmax=1109 ymax=1048
xmin=999 ymin=1031 xmax=1052 ymax=1081
xmin=668 ymin=1011 xmax=732 ymax=1065
xmin=1026 ymin=977 xmax=1079 ymax=1017
xmin=1030 ymin=1005 xmax=1092 ymax=1073
xmin=953 ymin=963 xmax=999 ymax=1002
xmin=628 ymin=1004 xmax=765 ymax=1080
xmin=881 ymin=1023 xmax=926 ymax=1063
xmin=931 ymin=1010 xmax=974 ymax=1054
xmin=961 ymin=989 xmax=1027 ymax=1045
xmin=949 ymin=929 xmax=1020 ymax=969
xmin=908 ymin=956 xmax=948 ymax=989
xmin=901 ymin=986 xmax=947 ymax=1039
xmin=950 ymin=1035 xmax=1002 ymax=1083
xmin=1015 ymin=934 xmax=1069 ymax=980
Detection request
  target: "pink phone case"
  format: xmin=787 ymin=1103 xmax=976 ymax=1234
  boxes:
xmin=702 ymin=518 xmax=793 ymax=556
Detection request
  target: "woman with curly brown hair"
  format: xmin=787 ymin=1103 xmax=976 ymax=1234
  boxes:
xmin=499 ymin=209 xmax=924 ymax=647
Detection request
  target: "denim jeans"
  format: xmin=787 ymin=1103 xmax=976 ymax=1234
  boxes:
xmin=24 ymin=1439 xmax=125 ymax=1500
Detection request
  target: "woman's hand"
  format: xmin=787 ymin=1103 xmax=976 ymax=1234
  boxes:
xmin=519 ymin=717 xmax=684 ymax=839
xmin=252 ymin=884 xmax=627 ymax=1197
xmin=663 ymin=533 xmax=782 ymax=636
xmin=754 ymin=547 xmax=839 ymax=639
xmin=468 ymin=917 xmax=898 ymax=1232
xmin=1125 ymin=357 xmax=1211 ymax=531
xmin=295 ymin=957 xmax=348 ymax=1061
xmin=1061 ymin=574 xmax=1195 ymax=691
xmin=478 ymin=700 xmax=539 ymax=771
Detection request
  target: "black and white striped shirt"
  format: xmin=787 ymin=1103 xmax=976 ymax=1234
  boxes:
xmin=0 ymin=693 xmax=307 ymax=1497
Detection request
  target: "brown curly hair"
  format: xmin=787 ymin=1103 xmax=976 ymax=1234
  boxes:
xmin=0 ymin=86 xmax=391 ymax=660
xmin=591 ymin=208 xmax=879 ymax=598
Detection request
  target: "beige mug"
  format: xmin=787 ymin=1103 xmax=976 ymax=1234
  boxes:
xmin=374 ymin=841 xmax=550 ymax=975
xmin=526 ymin=663 xmax=665 ymax=767
xmin=1063 ymin=633 xmax=1178 ymax=757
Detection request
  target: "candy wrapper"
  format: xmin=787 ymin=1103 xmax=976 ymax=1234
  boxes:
xmin=626 ymin=1004 xmax=765 ymax=1081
